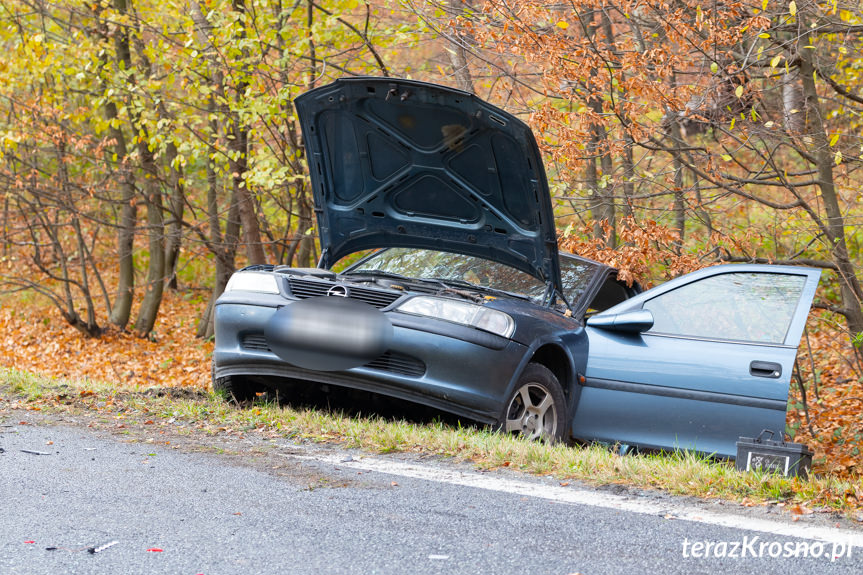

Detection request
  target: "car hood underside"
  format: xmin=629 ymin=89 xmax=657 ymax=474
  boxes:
xmin=294 ymin=77 xmax=562 ymax=294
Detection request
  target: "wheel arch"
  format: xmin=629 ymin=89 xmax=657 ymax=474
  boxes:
xmin=527 ymin=343 xmax=575 ymax=397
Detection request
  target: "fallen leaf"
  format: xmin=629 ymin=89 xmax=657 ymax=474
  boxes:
xmin=791 ymin=504 xmax=814 ymax=515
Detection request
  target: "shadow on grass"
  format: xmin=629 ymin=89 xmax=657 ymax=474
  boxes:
xmin=241 ymin=376 xmax=475 ymax=431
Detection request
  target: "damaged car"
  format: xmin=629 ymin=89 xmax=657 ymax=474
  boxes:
xmin=212 ymin=77 xmax=819 ymax=457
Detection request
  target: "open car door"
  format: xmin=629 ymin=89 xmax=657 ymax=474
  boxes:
xmin=574 ymin=264 xmax=821 ymax=458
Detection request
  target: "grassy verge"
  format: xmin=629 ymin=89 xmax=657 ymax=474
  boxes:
xmin=2 ymin=367 xmax=860 ymax=516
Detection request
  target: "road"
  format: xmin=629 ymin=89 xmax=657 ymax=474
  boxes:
xmin=1 ymin=411 xmax=861 ymax=575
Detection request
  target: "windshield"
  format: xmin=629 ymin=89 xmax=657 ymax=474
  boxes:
xmin=345 ymin=248 xmax=597 ymax=305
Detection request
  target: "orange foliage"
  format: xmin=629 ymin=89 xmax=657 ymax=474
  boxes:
xmin=0 ymin=290 xmax=211 ymax=389
xmin=559 ymin=217 xmax=708 ymax=287
xmin=787 ymin=318 xmax=863 ymax=479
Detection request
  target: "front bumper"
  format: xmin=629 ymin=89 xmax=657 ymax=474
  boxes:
xmin=213 ymin=301 xmax=529 ymax=423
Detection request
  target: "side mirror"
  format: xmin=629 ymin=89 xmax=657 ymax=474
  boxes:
xmin=586 ymin=309 xmax=654 ymax=333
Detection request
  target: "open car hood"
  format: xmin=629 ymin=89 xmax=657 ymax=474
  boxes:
xmin=294 ymin=77 xmax=562 ymax=294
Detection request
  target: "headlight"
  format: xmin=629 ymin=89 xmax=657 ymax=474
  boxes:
xmin=224 ymin=272 xmax=280 ymax=294
xmin=396 ymin=296 xmax=515 ymax=338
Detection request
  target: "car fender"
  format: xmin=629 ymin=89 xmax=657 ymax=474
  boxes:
xmin=502 ymin=329 xmax=587 ymax=429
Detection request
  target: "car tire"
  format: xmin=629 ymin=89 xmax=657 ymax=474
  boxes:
xmin=499 ymin=363 xmax=566 ymax=442
xmin=211 ymin=364 xmax=255 ymax=403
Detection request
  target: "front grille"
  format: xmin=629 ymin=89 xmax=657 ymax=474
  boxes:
xmin=285 ymin=277 xmax=329 ymax=298
xmin=286 ymin=277 xmax=402 ymax=309
xmin=238 ymin=334 xmax=425 ymax=377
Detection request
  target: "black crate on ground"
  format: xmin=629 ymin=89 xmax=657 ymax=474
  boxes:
xmin=735 ymin=430 xmax=813 ymax=479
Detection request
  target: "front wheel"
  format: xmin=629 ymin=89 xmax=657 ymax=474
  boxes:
xmin=211 ymin=363 xmax=256 ymax=403
xmin=499 ymin=363 xmax=566 ymax=442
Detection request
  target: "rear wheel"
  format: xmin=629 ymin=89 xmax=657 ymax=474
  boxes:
xmin=500 ymin=363 xmax=566 ymax=442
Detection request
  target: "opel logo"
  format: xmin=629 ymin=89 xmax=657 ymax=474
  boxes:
xmin=326 ymin=285 xmax=350 ymax=298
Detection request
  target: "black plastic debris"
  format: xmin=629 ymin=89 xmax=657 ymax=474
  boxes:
xmin=736 ymin=429 xmax=813 ymax=479
xmin=88 ymin=540 xmax=118 ymax=554
xmin=45 ymin=540 xmax=118 ymax=554
xmin=20 ymin=449 xmax=51 ymax=455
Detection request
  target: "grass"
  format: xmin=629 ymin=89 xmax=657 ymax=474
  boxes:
xmin=1 ymin=367 xmax=861 ymax=516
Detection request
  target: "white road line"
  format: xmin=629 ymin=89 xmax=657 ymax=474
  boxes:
xmin=283 ymin=450 xmax=863 ymax=547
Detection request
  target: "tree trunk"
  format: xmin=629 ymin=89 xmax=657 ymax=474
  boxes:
xmin=106 ymin=0 xmax=136 ymax=330
xmin=783 ymin=67 xmax=804 ymax=134
xmin=444 ymin=0 xmax=475 ymax=93
xmin=231 ymin=0 xmax=266 ymax=265
xmin=133 ymin=139 xmax=166 ymax=336
xmin=620 ymin=132 xmax=635 ymax=218
xmin=587 ymin=117 xmax=616 ymax=247
xmin=198 ymin=183 xmax=241 ymax=339
xmin=164 ymin=140 xmax=184 ymax=290
xmin=294 ymin=188 xmax=314 ymax=267
xmin=666 ymin=113 xmax=687 ymax=250
xmin=797 ymin=19 xmax=863 ymax=341
xmin=582 ymin=9 xmax=615 ymax=247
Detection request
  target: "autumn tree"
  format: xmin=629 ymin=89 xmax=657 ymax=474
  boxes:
xmin=426 ymin=0 xmax=863 ymax=346
xmin=0 ymin=0 xmax=409 ymax=338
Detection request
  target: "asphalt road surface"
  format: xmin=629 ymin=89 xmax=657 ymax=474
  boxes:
xmin=2 ymin=412 xmax=861 ymax=575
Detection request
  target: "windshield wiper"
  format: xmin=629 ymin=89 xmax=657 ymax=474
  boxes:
xmin=420 ymin=277 xmax=530 ymax=301
xmin=343 ymin=269 xmax=413 ymax=282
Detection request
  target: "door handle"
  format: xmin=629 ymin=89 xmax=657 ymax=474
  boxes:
xmin=750 ymin=361 xmax=782 ymax=378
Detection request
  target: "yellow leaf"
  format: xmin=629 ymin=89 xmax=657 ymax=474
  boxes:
xmin=557 ymin=20 xmax=568 ymax=29
xmin=735 ymin=85 xmax=744 ymax=98
xmin=770 ymin=54 xmax=782 ymax=68
xmin=762 ymin=0 xmax=768 ymax=10
xmin=835 ymin=151 xmax=843 ymax=165
xmin=789 ymin=1 xmax=797 ymax=16
xmin=829 ymin=133 xmax=840 ymax=146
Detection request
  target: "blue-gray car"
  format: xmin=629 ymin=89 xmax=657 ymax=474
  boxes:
xmin=213 ymin=77 xmax=820 ymax=458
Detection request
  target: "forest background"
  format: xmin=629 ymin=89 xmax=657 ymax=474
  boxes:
xmin=0 ymin=0 xmax=861 ymax=479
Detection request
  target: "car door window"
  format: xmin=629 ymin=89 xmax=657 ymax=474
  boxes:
xmin=643 ymin=272 xmax=807 ymax=344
